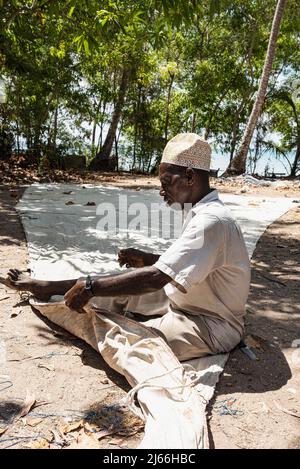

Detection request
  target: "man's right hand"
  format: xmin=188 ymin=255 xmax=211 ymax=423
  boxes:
xmin=118 ymin=249 xmax=156 ymax=268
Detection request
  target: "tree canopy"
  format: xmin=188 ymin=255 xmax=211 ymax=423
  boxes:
xmin=0 ymin=0 xmax=299 ymax=176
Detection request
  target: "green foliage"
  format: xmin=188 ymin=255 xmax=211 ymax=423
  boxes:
xmin=0 ymin=0 xmax=299 ymax=174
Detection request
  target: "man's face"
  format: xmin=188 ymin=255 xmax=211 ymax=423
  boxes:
xmin=159 ymin=163 xmax=192 ymax=209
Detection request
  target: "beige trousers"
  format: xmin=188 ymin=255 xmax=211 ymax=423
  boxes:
xmin=31 ymin=292 xmax=242 ymax=448
xmin=88 ymin=289 xmax=242 ymax=361
xmin=31 ymin=298 xmax=211 ymax=448
xmin=32 ymin=289 xmax=242 ymax=362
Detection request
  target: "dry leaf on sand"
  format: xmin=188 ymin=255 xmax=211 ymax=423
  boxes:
xmin=26 ymin=418 xmax=44 ymax=427
xmin=83 ymin=421 xmax=101 ymax=434
xmin=38 ymin=363 xmax=55 ymax=372
xmin=94 ymin=427 xmax=116 ymax=441
xmin=50 ymin=429 xmax=66 ymax=447
xmin=23 ymin=438 xmax=50 ymax=449
xmin=0 ymin=295 xmax=9 ymax=302
xmin=60 ymin=420 xmax=83 ymax=434
xmin=66 ymin=429 xmax=101 ymax=449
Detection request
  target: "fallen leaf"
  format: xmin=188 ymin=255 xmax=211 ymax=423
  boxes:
xmin=83 ymin=421 xmax=101 ymax=434
xmin=15 ymin=391 xmax=36 ymax=420
xmin=110 ymin=438 xmax=124 ymax=445
xmin=116 ymin=427 xmax=144 ymax=437
xmin=0 ymin=427 xmax=8 ymax=436
xmin=60 ymin=420 xmax=83 ymax=434
xmin=63 ymin=191 xmax=74 ymax=195
xmin=38 ymin=363 xmax=55 ymax=372
xmin=274 ymin=401 xmax=300 ymax=419
xmin=84 ymin=201 xmax=96 ymax=206
xmin=26 ymin=418 xmax=43 ymax=427
xmin=65 ymin=200 xmax=75 ymax=205
xmin=0 ymin=295 xmax=9 ymax=302
xmin=7 ymin=346 xmax=32 ymax=362
xmin=95 ymin=426 xmax=116 ymax=441
xmin=23 ymin=438 xmax=50 ymax=449
xmin=50 ymin=429 xmax=66 ymax=447
xmin=34 ymin=400 xmax=51 ymax=409
xmin=66 ymin=429 xmax=101 ymax=449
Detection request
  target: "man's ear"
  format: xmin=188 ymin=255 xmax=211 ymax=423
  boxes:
xmin=185 ymin=167 xmax=195 ymax=185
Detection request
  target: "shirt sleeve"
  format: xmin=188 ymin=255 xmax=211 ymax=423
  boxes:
xmin=154 ymin=213 xmax=225 ymax=293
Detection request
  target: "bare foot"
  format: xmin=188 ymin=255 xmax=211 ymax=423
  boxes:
xmin=0 ymin=269 xmax=51 ymax=301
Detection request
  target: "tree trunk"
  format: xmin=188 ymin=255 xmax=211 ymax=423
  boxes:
xmin=97 ymin=101 xmax=107 ymax=153
xmin=91 ymin=119 xmax=97 ymax=150
xmin=225 ymin=0 xmax=287 ymax=176
xmin=16 ymin=119 xmax=20 ymax=153
xmin=33 ymin=126 xmax=41 ymax=149
xmin=191 ymin=111 xmax=197 ymax=133
xmin=132 ymin=85 xmax=142 ymax=171
xmin=164 ymin=73 xmax=174 ymax=142
xmin=91 ymin=100 xmax=102 ymax=156
xmin=92 ymin=68 xmax=129 ymax=167
xmin=146 ymin=153 xmax=153 ymax=174
xmin=288 ymin=98 xmax=300 ymax=178
xmin=290 ymin=141 xmax=300 ymax=178
xmin=115 ymin=117 xmax=123 ymax=172
xmin=229 ymin=125 xmax=238 ymax=163
xmin=114 ymin=135 xmax=119 ymax=171
xmin=252 ymin=126 xmax=261 ymax=175
xmin=53 ymin=106 xmax=58 ymax=151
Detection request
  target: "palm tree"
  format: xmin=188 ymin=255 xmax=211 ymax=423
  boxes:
xmin=268 ymin=88 xmax=300 ymax=177
xmin=225 ymin=0 xmax=287 ymax=176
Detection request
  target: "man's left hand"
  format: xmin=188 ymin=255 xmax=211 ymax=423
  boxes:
xmin=64 ymin=280 xmax=91 ymax=313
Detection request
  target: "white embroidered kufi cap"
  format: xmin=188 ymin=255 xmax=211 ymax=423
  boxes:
xmin=161 ymin=133 xmax=211 ymax=171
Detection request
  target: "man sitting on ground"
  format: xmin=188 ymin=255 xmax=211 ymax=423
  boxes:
xmin=0 ymin=133 xmax=250 ymax=361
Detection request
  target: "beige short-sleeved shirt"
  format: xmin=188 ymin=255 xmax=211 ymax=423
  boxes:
xmin=154 ymin=189 xmax=251 ymax=332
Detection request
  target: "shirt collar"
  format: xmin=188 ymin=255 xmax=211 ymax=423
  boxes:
xmin=182 ymin=189 xmax=220 ymax=227
xmin=191 ymin=189 xmax=220 ymax=214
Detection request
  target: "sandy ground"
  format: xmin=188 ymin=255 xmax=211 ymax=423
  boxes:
xmin=1 ymin=163 xmax=300 ymax=198
xmin=208 ymin=204 xmax=300 ymax=449
xmin=0 ymin=174 xmax=299 ymax=449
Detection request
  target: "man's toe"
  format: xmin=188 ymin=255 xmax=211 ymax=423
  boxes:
xmin=9 ymin=269 xmax=21 ymax=277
